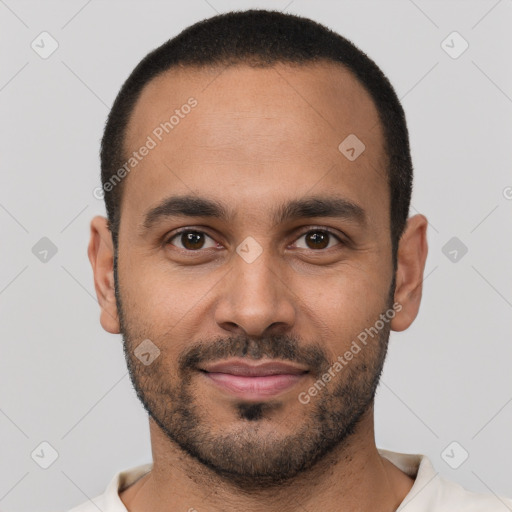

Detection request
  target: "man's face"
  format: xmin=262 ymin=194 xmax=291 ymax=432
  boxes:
xmin=115 ymin=61 xmax=394 ymax=486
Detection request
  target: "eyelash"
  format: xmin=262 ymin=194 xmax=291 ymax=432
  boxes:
xmin=164 ymin=227 xmax=346 ymax=252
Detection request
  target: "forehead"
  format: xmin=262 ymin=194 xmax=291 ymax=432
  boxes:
xmin=125 ymin=60 xmax=383 ymax=150
xmin=121 ymin=61 xmax=388 ymax=229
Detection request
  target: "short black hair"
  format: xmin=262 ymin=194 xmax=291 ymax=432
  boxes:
xmin=100 ymin=9 xmax=413 ymax=262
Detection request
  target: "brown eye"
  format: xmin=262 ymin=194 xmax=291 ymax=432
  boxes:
xmin=294 ymin=230 xmax=341 ymax=250
xmin=306 ymin=231 xmax=329 ymax=249
xmin=167 ymin=230 xmax=217 ymax=251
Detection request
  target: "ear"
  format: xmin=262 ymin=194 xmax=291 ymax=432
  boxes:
xmin=87 ymin=216 xmax=120 ymax=334
xmin=391 ymin=214 xmax=429 ymax=332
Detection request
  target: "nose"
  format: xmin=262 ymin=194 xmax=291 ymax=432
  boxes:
xmin=214 ymin=246 xmax=296 ymax=338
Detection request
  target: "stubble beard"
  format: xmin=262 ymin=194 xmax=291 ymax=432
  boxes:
xmin=114 ymin=252 xmax=393 ymax=489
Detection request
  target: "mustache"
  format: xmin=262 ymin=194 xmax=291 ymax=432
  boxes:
xmin=178 ymin=333 xmax=329 ymax=376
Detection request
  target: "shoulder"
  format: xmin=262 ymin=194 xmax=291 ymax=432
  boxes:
xmin=424 ymin=473 xmax=512 ymax=511
xmin=64 ymin=463 xmax=153 ymax=512
xmin=379 ymin=448 xmax=512 ymax=511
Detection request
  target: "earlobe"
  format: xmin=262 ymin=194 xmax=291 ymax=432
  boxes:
xmin=87 ymin=216 xmax=121 ymax=334
xmin=391 ymin=214 xmax=429 ymax=332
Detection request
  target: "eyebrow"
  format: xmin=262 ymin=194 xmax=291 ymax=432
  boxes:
xmin=140 ymin=194 xmax=366 ymax=232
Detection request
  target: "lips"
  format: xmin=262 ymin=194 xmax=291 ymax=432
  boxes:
xmin=200 ymin=360 xmax=308 ymax=376
xmin=199 ymin=359 xmax=309 ymax=400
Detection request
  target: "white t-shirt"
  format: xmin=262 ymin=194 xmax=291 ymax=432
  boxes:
xmin=67 ymin=449 xmax=512 ymax=511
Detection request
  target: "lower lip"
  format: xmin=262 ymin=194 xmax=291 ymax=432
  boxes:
xmin=202 ymin=372 xmax=306 ymax=400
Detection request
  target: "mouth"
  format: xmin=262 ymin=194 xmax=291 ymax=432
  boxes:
xmin=198 ymin=359 xmax=309 ymax=400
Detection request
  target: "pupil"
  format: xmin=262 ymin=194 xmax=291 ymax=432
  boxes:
xmin=307 ymin=231 xmax=329 ymax=249
xmin=183 ymin=231 xmax=204 ymax=249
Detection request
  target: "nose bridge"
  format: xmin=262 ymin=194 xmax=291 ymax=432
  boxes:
xmin=214 ymin=239 xmax=295 ymax=336
xmin=235 ymin=245 xmax=278 ymax=302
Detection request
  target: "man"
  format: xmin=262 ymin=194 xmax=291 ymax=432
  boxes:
xmin=75 ymin=9 xmax=511 ymax=512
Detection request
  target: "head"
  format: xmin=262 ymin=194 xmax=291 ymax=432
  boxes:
xmin=89 ymin=10 xmax=428 ymax=488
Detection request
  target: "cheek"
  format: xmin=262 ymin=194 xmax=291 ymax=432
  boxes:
xmin=294 ymin=267 xmax=390 ymax=352
xmin=118 ymin=256 xmax=224 ymax=349
xmin=119 ymin=253 xmax=192 ymax=316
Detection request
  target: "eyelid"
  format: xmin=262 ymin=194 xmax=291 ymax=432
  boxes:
xmin=164 ymin=225 xmax=347 ymax=251
xmin=290 ymin=226 xmax=345 ymax=249
xmin=165 ymin=227 xmax=219 ymax=250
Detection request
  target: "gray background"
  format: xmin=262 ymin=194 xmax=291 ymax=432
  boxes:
xmin=1 ymin=0 xmax=511 ymax=511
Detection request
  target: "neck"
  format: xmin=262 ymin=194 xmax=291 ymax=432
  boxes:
xmin=120 ymin=409 xmax=414 ymax=512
